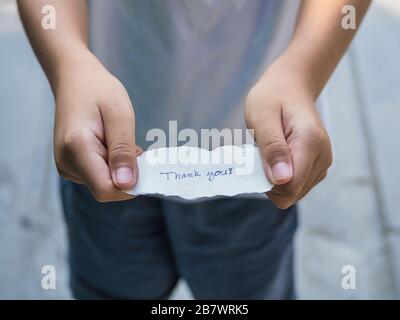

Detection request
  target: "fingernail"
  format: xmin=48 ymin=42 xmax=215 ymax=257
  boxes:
xmin=272 ymin=162 xmax=291 ymax=182
xmin=115 ymin=167 xmax=134 ymax=185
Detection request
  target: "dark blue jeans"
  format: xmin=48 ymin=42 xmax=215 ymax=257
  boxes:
xmin=61 ymin=180 xmax=297 ymax=299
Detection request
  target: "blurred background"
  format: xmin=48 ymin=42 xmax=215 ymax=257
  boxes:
xmin=0 ymin=0 xmax=399 ymax=299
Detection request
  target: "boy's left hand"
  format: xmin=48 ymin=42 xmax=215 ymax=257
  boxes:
xmin=245 ymin=55 xmax=333 ymax=209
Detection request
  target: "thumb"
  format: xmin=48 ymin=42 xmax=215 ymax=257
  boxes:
xmin=254 ymin=111 xmax=293 ymax=185
xmin=101 ymin=103 xmax=137 ymax=191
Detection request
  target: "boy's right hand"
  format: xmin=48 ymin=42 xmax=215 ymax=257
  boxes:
xmin=53 ymin=53 xmax=140 ymax=202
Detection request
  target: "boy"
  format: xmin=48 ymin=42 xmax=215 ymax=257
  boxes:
xmin=18 ymin=0 xmax=370 ymax=299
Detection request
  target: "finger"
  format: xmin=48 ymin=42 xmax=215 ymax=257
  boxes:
xmin=267 ymin=140 xmax=318 ymax=209
xmin=250 ymin=105 xmax=293 ymax=185
xmin=62 ymin=130 xmax=134 ymax=202
xmin=297 ymin=170 xmax=328 ymax=202
xmin=79 ymin=150 xmax=135 ymax=202
xmin=296 ymin=152 xmax=330 ymax=201
xmin=57 ymin=130 xmax=108 ymax=185
xmin=100 ymin=96 xmax=137 ymax=191
xmin=287 ymin=132 xmax=332 ymax=202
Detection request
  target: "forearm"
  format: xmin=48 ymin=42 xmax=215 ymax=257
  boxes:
xmin=280 ymin=0 xmax=371 ymax=99
xmin=17 ymin=0 xmax=90 ymax=92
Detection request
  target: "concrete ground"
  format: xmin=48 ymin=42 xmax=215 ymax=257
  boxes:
xmin=0 ymin=0 xmax=399 ymax=299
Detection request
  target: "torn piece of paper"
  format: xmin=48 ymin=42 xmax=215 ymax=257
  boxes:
xmin=125 ymin=144 xmax=272 ymax=200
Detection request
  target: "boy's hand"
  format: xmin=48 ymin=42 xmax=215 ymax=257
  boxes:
xmin=245 ymin=55 xmax=333 ymax=209
xmin=54 ymin=54 xmax=141 ymax=202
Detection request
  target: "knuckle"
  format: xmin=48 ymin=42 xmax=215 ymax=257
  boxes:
xmin=109 ymin=142 xmax=135 ymax=162
xmin=308 ymin=126 xmax=329 ymax=146
xmin=62 ymin=130 xmax=91 ymax=154
xmin=263 ymin=138 xmax=288 ymax=159
xmin=303 ymin=126 xmax=334 ymax=164
xmin=315 ymin=129 xmax=326 ymax=143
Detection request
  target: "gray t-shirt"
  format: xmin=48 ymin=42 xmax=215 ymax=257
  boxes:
xmin=89 ymin=0 xmax=302 ymax=148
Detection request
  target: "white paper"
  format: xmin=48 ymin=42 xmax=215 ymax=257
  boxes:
xmin=126 ymin=144 xmax=272 ymax=200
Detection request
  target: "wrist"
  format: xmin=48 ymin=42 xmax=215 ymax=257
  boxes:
xmin=50 ymin=45 xmax=100 ymax=94
xmin=268 ymin=46 xmax=323 ymax=100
